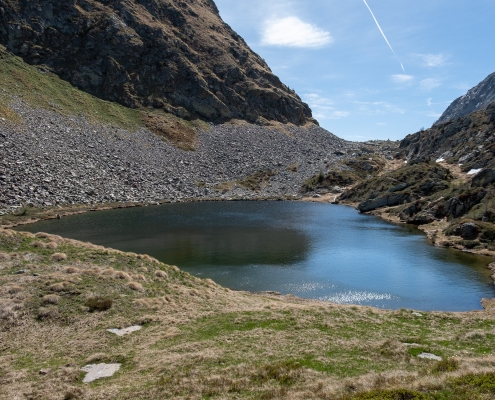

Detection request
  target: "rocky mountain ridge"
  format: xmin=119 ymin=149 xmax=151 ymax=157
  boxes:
xmin=435 ymin=71 xmax=495 ymax=125
xmin=0 ymin=0 xmax=315 ymax=126
xmin=401 ymin=103 xmax=495 ymax=174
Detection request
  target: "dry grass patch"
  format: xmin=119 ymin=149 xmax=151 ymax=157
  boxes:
xmin=128 ymin=282 xmax=144 ymax=292
xmin=154 ymin=270 xmax=168 ymax=278
xmin=42 ymin=294 xmax=60 ymax=305
xmin=47 ymin=282 xmax=73 ymax=292
xmin=46 ymin=242 xmax=58 ymax=249
xmin=51 ymin=253 xmax=67 ymax=262
xmin=37 ymin=306 xmax=57 ymax=320
xmin=115 ymin=271 xmax=131 ymax=280
xmin=142 ymin=112 xmax=198 ymax=151
xmin=7 ymin=285 xmax=23 ymax=294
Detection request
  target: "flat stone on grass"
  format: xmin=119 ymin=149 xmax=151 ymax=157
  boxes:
xmin=107 ymin=326 xmax=142 ymax=336
xmin=81 ymin=363 xmax=121 ymax=383
xmin=417 ymin=353 xmax=442 ymax=361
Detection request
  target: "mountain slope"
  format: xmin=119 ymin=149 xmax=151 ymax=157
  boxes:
xmin=435 ymin=71 xmax=495 ymax=125
xmin=0 ymin=0 xmax=315 ymax=126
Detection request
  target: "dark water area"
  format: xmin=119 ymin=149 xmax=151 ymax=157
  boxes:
xmin=18 ymin=201 xmax=495 ymax=311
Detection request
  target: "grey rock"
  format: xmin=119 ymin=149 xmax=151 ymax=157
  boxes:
xmin=417 ymin=353 xmax=442 ymax=361
xmin=107 ymin=326 xmax=142 ymax=336
xmin=81 ymin=363 xmax=121 ymax=383
xmin=459 ymin=223 xmax=479 ymax=240
xmin=388 ymin=182 xmax=409 ymax=193
xmin=472 ymin=168 xmax=495 ymax=187
xmin=358 ymin=194 xmax=412 ymax=213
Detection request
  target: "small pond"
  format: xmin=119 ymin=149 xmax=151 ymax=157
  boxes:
xmin=18 ymin=201 xmax=495 ymax=311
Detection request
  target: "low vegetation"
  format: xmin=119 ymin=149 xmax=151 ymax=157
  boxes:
xmin=237 ymin=170 xmax=277 ymax=191
xmin=2 ymin=229 xmax=495 ymax=399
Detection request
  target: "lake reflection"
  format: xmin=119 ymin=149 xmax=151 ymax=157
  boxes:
xmin=18 ymin=201 xmax=495 ymax=311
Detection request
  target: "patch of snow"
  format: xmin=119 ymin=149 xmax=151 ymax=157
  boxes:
xmin=412 ymin=312 xmax=423 ymax=317
xmin=467 ymin=168 xmax=483 ymax=175
xmin=107 ymin=326 xmax=142 ymax=336
xmin=81 ymin=363 xmax=121 ymax=383
xmin=436 ymin=158 xmax=445 ymax=163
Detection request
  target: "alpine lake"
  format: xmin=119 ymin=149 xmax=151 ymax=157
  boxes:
xmin=17 ymin=201 xmax=495 ymax=311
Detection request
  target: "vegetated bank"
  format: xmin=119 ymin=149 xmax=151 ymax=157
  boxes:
xmin=3 ymin=228 xmax=495 ymax=399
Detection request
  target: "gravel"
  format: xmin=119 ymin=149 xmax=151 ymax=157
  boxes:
xmin=0 ymin=99 xmax=360 ymax=213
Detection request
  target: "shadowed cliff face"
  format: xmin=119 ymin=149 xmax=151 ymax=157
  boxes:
xmin=0 ymin=0 xmax=315 ymax=125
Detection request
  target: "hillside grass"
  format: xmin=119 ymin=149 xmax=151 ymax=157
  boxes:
xmin=2 ymin=229 xmax=495 ymax=399
xmin=0 ymin=45 xmax=208 ymax=148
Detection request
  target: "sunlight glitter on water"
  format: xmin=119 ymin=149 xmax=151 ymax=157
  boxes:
xmin=281 ymin=281 xmax=336 ymax=294
xmin=319 ymin=291 xmax=395 ymax=304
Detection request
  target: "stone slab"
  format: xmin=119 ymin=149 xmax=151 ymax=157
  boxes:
xmin=81 ymin=363 xmax=121 ymax=383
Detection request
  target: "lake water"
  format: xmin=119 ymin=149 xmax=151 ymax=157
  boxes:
xmin=18 ymin=201 xmax=495 ymax=311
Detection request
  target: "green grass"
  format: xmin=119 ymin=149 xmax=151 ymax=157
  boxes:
xmin=0 ymin=46 xmax=143 ymax=129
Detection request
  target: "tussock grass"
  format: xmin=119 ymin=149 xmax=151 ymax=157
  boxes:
xmin=51 ymin=253 xmax=67 ymax=262
xmin=85 ymin=297 xmax=113 ymax=312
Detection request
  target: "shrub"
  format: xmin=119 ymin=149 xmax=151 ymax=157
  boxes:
xmin=449 ymin=372 xmax=495 ymax=394
xmin=431 ymin=358 xmax=459 ymax=373
xmin=350 ymin=388 xmax=428 ymax=399
xmin=481 ymin=229 xmax=495 ymax=242
xmin=254 ymin=360 xmax=302 ymax=386
xmin=85 ymin=297 xmax=113 ymax=312
xmin=37 ymin=307 xmax=57 ymax=320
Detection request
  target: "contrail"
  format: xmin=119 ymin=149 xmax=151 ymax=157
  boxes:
xmin=362 ymin=0 xmax=405 ymax=72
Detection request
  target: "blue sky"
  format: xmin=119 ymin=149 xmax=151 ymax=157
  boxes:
xmin=214 ymin=0 xmax=495 ymax=141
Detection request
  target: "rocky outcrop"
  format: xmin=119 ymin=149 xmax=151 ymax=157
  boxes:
xmin=435 ymin=72 xmax=495 ymax=125
xmin=0 ymin=0 xmax=314 ymax=126
xmin=400 ymin=103 xmax=495 ymax=173
xmin=357 ymin=193 xmax=412 ymax=213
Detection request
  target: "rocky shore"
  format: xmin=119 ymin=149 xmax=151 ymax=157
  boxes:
xmin=0 ymin=99 xmax=358 ymax=214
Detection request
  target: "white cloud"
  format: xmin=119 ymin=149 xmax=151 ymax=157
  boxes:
xmin=261 ymin=17 xmax=333 ymax=48
xmin=391 ymin=74 xmax=414 ymax=84
xmin=354 ymin=101 xmax=405 ymax=115
xmin=303 ymin=93 xmax=349 ymax=120
xmin=420 ymin=78 xmax=442 ymax=92
xmin=414 ymin=53 xmax=450 ymax=67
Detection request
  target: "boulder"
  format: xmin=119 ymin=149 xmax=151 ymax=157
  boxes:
xmin=472 ymin=168 xmax=495 ymax=187
xmin=459 ymin=223 xmax=479 ymax=240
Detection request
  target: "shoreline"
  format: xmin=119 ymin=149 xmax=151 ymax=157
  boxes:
xmin=3 ymin=195 xmax=495 ymax=314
